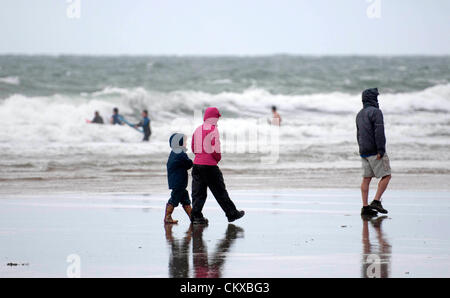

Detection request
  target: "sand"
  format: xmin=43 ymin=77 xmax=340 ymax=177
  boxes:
xmin=1 ymin=189 xmax=449 ymax=278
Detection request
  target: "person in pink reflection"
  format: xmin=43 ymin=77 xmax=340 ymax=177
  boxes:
xmin=190 ymin=107 xmax=245 ymax=225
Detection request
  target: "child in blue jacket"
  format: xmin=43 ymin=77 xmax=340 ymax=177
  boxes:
xmin=165 ymin=133 xmax=193 ymax=224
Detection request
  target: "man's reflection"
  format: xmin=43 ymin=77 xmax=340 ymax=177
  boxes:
xmin=192 ymin=224 xmax=244 ymax=278
xmin=165 ymin=224 xmax=244 ymax=278
xmin=361 ymin=216 xmax=391 ymax=278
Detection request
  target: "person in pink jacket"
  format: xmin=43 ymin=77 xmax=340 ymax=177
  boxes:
xmin=190 ymin=107 xmax=245 ymax=224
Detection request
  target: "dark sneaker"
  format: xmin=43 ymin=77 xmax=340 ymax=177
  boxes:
xmin=370 ymin=200 xmax=388 ymax=214
xmin=191 ymin=217 xmax=209 ymax=225
xmin=227 ymin=210 xmax=245 ymax=223
xmin=361 ymin=206 xmax=378 ymax=218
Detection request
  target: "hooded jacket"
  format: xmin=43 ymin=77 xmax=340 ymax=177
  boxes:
xmin=191 ymin=107 xmax=222 ymax=166
xmin=167 ymin=133 xmax=193 ymax=189
xmin=356 ymin=88 xmax=386 ymax=157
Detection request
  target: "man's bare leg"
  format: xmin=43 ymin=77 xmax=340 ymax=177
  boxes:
xmin=361 ymin=177 xmax=372 ymax=206
xmin=373 ymin=175 xmax=391 ymax=201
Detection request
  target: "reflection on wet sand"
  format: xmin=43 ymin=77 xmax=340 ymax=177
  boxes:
xmin=165 ymin=224 xmax=192 ymax=278
xmin=193 ymin=224 xmax=244 ymax=278
xmin=361 ymin=216 xmax=391 ymax=278
xmin=165 ymin=224 xmax=244 ymax=278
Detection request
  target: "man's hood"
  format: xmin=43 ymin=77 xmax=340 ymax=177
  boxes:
xmin=203 ymin=107 xmax=221 ymax=125
xmin=362 ymin=88 xmax=380 ymax=109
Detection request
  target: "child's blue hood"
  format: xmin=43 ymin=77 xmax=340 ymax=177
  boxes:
xmin=169 ymin=133 xmax=186 ymax=153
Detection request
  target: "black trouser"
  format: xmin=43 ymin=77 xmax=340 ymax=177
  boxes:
xmin=191 ymin=165 xmax=238 ymax=219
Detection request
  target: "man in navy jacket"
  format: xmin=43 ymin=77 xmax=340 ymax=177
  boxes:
xmin=357 ymin=88 xmax=392 ymax=217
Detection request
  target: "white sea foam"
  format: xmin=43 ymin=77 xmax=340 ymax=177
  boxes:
xmin=0 ymin=84 xmax=449 ymax=148
xmin=0 ymin=76 xmax=20 ymax=85
xmin=0 ymin=84 xmax=449 ymax=179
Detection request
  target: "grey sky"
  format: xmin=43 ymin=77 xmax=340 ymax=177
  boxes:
xmin=1 ymin=0 xmax=449 ymax=55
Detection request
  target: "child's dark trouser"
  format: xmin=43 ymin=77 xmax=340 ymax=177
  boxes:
xmin=191 ymin=165 xmax=238 ymax=219
xmin=168 ymin=189 xmax=191 ymax=207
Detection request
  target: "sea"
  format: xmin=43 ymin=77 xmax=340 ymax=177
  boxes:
xmin=0 ymin=55 xmax=449 ymax=194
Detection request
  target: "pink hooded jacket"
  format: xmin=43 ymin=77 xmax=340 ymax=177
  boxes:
xmin=191 ymin=107 xmax=222 ymax=166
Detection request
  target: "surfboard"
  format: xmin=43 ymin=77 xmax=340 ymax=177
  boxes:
xmin=118 ymin=115 xmax=144 ymax=134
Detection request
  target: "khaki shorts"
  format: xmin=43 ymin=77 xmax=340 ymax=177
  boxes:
xmin=361 ymin=154 xmax=391 ymax=178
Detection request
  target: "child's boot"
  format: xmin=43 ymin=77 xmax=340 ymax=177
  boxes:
xmin=182 ymin=205 xmax=192 ymax=219
xmin=164 ymin=203 xmax=179 ymax=224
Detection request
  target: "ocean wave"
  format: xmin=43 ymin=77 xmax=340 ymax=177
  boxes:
xmin=6 ymin=82 xmax=449 ymax=116
xmin=0 ymin=76 xmax=20 ymax=85
xmin=0 ymin=84 xmax=449 ymax=150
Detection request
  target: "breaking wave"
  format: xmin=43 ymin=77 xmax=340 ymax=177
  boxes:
xmin=0 ymin=84 xmax=449 ymax=153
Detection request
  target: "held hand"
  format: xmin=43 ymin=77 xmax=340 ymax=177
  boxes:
xmin=377 ymin=154 xmax=382 ymax=160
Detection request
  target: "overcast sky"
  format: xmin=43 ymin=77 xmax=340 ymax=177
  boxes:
xmin=1 ymin=0 xmax=449 ymax=55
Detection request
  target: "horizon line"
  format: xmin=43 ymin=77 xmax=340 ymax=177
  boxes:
xmin=0 ymin=52 xmax=449 ymax=58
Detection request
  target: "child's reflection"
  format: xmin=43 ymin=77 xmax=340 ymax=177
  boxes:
xmin=164 ymin=224 xmax=192 ymax=278
xmin=361 ymin=216 xmax=391 ymax=278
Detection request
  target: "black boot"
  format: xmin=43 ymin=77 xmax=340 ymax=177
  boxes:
xmin=361 ymin=206 xmax=378 ymax=218
xmin=191 ymin=214 xmax=209 ymax=225
xmin=227 ymin=210 xmax=245 ymax=223
xmin=370 ymin=200 xmax=388 ymax=214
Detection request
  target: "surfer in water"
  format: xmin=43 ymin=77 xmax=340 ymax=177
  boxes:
xmin=135 ymin=110 xmax=152 ymax=141
xmin=91 ymin=111 xmax=104 ymax=124
xmin=86 ymin=111 xmax=104 ymax=124
xmin=269 ymin=106 xmax=282 ymax=126
xmin=110 ymin=107 xmax=124 ymax=125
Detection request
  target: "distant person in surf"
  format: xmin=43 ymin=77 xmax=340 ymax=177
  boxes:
xmin=86 ymin=111 xmax=104 ymax=124
xmin=135 ymin=110 xmax=152 ymax=141
xmin=165 ymin=133 xmax=193 ymax=224
xmin=90 ymin=111 xmax=104 ymax=124
xmin=110 ymin=107 xmax=123 ymax=125
xmin=190 ymin=107 xmax=245 ymax=225
xmin=269 ymin=106 xmax=282 ymax=126
xmin=356 ymin=88 xmax=392 ymax=217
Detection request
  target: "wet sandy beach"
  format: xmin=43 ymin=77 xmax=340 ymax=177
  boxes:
xmin=1 ymin=189 xmax=449 ymax=278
